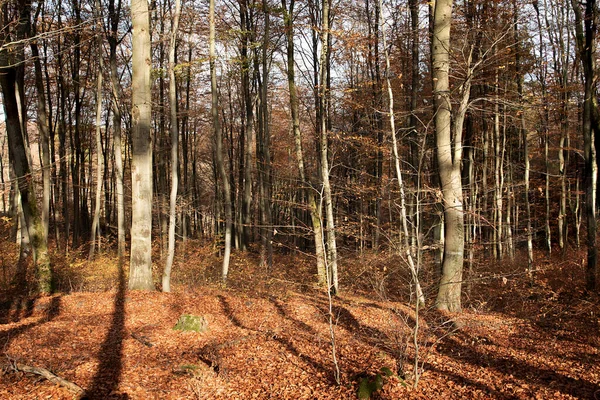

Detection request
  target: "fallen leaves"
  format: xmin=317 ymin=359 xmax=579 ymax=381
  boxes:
xmin=0 ymin=248 xmax=598 ymax=399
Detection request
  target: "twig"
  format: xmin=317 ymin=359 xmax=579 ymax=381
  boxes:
xmin=131 ymin=332 xmax=154 ymax=347
xmin=5 ymin=360 xmax=84 ymax=396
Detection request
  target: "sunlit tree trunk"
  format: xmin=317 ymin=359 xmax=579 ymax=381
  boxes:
xmin=30 ymin=10 xmax=51 ymax=248
xmin=258 ymin=0 xmax=273 ymax=270
xmin=108 ymin=0 xmax=126 ymax=265
xmin=210 ymin=0 xmax=232 ymax=281
xmin=89 ymin=1 xmax=104 ymax=260
xmin=130 ymin=0 xmax=154 ymax=290
xmin=163 ymin=0 xmax=181 ymax=292
xmin=432 ymin=0 xmax=465 ymax=312
xmin=319 ymin=0 xmax=338 ymax=294
xmin=0 ymin=0 xmax=51 ymax=292
xmin=282 ymin=0 xmax=327 ymax=286
xmin=379 ymin=0 xmax=424 ymax=305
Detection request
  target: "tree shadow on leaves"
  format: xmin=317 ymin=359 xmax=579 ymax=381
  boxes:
xmin=423 ymin=362 xmax=511 ymax=399
xmin=216 ymin=294 xmax=336 ymax=383
xmin=266 ymin=296 xmax=338 ymax=383
xmin=0 ymin=295 xmax=61 ymax=352
xmin=82 ymin=262 xmax=128 ymax=399
xmin=437 ymin=333 xmax=598 ymax=399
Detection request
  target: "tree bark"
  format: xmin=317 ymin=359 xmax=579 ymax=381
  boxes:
xmin=572 ymin=0 xmax=598 ymax=291
xmin=108 ymin=0 xmax=126 ymax=266
xmin=432 ymin=0 xmax=465 ymax=312
xmin=378 ymin=0 xmax=424 ymax=305
xmin=282 ymin=0 xmax=327 ymax=286
xmin=210 ymin=0 xmax=232 ymax=281
xmin=130 ymin=0 xmax=154 ymax=290
xmin=163 ymin=0 xmax=181 ymax=292
xmin=319 ymin=0 xmax=338 ymax=294
xmin=89 ymin=0 xmax=104 ymax=260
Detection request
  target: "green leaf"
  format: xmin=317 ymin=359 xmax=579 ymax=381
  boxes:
xmin=380 ymin=367 xmax=394 ymax=377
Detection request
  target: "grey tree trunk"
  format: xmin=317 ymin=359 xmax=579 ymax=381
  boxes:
xmin=210 ymin=0 xmax=232 ymax=281
xmin=282 ymin=0 xmax=327 ymax=286
xmin=30 ymin=16 xmax=51 ymax=248
xmin=378 ymin=0 xmax=424 ymax=305
xmin=90 ymin=1 xmax=104 ymax=260
xmin=1 ymin=1 xmax=51 ymax=293
xmin=163 ymin=0 xmax=181 ymax=293
xmin=572 ymin=0 xmax=598 ymax=291
xmin=129 ymin=0 xmax=154 ymax=290
xmin=108 ymin=0 xmax=125 ymax=266
xmin=319 ymin=0 xmax=338 ymax=294
xmin=513 ymin=0 xmax=533 ymax=271
xmin=258 ymin=0 xmax=273 ymax=270
xmin=432 ymin=0 xmax=465 ymax=312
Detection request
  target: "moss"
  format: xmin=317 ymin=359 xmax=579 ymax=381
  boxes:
xmin=173 ymin=314 xmax=208 ymax=333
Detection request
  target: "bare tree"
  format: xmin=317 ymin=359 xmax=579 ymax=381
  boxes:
xmin=129 ymin=0 xmax=154 ymax=290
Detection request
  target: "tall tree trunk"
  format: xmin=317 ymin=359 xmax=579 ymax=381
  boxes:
xmin=108 ymin=0 xmax=125 ymax=265
xmin=258 ymin=0 xmax=273 ymax=270
xmin=89 ymin=3 xmax=104 ymax=260
xmin=432 ymin=0 xmax=465 ymax=312
xmin=282 ymin=0 xmax=327 ymax=286
xmin=572 ymin=0 xmax=598 ymax=291
xmin=513 ymin=0 xmax=533 ymax=272
xmin=129 ymin=0 xmax=154 ymax=290
xmin=378 ymin=0 xmax=424 ymax=305
xmin=319 ymin=0 xmax=338 ymax=294
xmin=0 ymin=0 xmax=51 ymax=292
xmin=240 ymin=0 xmax=254 ymax=250
xmin=210 ymin=0 xmax=232 ymax=281
xmin=163 ymin=0 xmax=181 ymax=292
xmin=30 ymin=7 xmax=51 ymax=247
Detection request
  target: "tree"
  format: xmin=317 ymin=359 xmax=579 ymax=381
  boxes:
xmin=129 ymin=0 xmax=154 ymax=290
xmin=0 ymin=0 xmax=51 ymax=292
xmin=432 ymin=0 xmax=465 ymax=312
xmin=162 ymin=0 xmax=181 ymax=292
xmin=319 ymin=0 xmax=338 ymax=294
xmin=282 ymin=0 xmax=327 ymax=286
xmin=572 ymin=0 xmax=598 ymax=291
xmin=210 ymin=0 xmax=232 ymax=282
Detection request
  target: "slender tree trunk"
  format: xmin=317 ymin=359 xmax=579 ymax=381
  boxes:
xmin=282 ymin=0 xmax=327 ymax=286
xmin=379 ymin=0 xmax=424 ymax=305
xmin=30 ymin=13 xmax=51 ymax=246
xmin=572 ymin=0 xmax=598 ymax=291
xmin=210 ymin=0 xmax=232 ymax=281
xmin=108 ymin=0 xmax=125 ymax=265
xmin=129 ymin=0 xmax=154 ymax=290
xmin=89 ymin=4 xmax=104 ymax=260
xmin=319 ymin=0 xmax=338 ymax=294
xmin=240 ymin=0 xmax=254 ymax=250
xmin=513 ymin=0 xmax=533 ymax=272
xmin=163 ymin=0 xmax=181 ymax=292
xmin=258 ymin=0 xmax=273 ymax=270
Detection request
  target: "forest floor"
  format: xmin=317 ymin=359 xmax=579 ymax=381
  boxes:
xmin=0 ymin=240 xmax=599 ymax=399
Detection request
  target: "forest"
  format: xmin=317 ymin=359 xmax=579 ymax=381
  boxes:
xmin=0 ymin=0 xmax=599 ymax=398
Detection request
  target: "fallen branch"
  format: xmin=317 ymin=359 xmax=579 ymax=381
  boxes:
xmin=131 ymin=332 xmax=154 ymax=347
xmin=5 ymin=361 xmax=84 ymax=396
